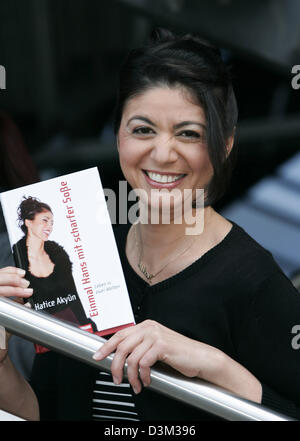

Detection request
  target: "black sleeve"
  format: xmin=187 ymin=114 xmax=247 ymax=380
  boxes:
xmin=30 ymin=352 xmax=97 ymax=420
xmin=236 ymin=271 xmax=300 ymax=420
xmin=29 ymin=352 xmax=59 ymax=421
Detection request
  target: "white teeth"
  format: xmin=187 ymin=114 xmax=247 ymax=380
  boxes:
xmin=147 ymin=171 xmax=184 ymax=183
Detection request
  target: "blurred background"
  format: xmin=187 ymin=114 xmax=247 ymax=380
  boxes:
xmin=0 ymin=0 xmax=300 ymax=285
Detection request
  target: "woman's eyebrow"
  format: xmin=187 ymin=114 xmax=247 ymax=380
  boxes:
xmin=127 ymin=116 xmax=155 ymax=126
xmin=126 ymin=116 xmax=206 ymax=130
xmin=174 ymin=121 xmax=206 ymax=130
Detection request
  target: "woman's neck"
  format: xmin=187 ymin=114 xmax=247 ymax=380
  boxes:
xmin=136 ymin=206 xmax=216 ymax=263
xmin=127 ymin=206 xmax=232 ymax=284
xmin=25 ymin=235 xmax=45 ymax=258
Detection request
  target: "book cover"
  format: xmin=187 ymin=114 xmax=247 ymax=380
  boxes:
xmin=0 ymin=167 xmax=135 ymax=353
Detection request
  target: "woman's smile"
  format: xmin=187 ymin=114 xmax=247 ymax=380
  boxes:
xmin=143 ymin=169 xmax=187 ymax=189
xmin=25 ymin=210 xmax=54 ymax=242
xmin=118 ymin=86 xmax=213 ymax=214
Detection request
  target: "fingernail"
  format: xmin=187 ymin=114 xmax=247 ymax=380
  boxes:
xmin=113 ymin=376 xmax=120 ymax=385
xmin=17 ymin=268 xmax=26 ymax=276
xmin=24 ymin=302 xmax=32 ymax=308
xmin=23 ymin=288 xmax=33 ymax=295
xmin=92 ymin=349 xmax=102 ymax=360
xmin=132 ymin=386 xmax=139 ymax=394
xmin=21 ymin=279 xmax=30 ymax=288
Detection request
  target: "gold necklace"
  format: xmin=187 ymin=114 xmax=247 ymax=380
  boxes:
xmin=133 ymin=223 xmax=196 ymax=283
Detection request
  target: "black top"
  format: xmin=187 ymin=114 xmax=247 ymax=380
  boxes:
xmin=30 ymin=222 xmax=300 ymax=420
xmin=13 ymin=237 xmax=95 ymax=328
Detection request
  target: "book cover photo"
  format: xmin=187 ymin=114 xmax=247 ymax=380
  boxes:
xmin=0 ymin=167 xmax=135 ymax=352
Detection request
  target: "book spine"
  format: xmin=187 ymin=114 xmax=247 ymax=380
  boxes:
xmin=1 ymin=194 xmax=20 ymax=264
xmin=12 ymin=242 xmax=24 ymax=268
xmin=0 ymin=193 xmax=17 ymax=252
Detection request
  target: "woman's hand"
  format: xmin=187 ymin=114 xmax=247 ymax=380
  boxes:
xmin=93 ymin=319 xmax=218 ymax=394
xmin=0 ymin=266 xmax=33 ymax=363
xmin=93 ymin=319 xmax=262 ymax=403
xmin=0 ymin=267 xmax=38 ymax=420
xmin=0 ymin=266 xmax=33 ymax=298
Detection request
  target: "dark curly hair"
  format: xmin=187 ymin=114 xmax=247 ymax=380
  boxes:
xmin=17 ymin=196 xmax=52 ymax=235
xmin=113 ymin=27 xmax=238 ymax=206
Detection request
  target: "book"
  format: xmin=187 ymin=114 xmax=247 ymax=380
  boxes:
xmin=0 ymin=167 xmax=135 ymax=353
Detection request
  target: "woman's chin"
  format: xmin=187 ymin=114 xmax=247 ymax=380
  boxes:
xmin=137 ymin=198 xmax=185 ymax=225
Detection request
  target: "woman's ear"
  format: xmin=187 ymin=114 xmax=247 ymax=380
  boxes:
xmin=226 ymin=127 xmax=236 ymax=157
xmin=24 ymin=219 xmax=31 ymax=229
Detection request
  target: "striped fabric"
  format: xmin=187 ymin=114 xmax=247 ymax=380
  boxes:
xmin=92 ymin=370 xmax=140 ymax=421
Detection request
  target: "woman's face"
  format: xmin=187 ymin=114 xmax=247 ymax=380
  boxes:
xmin=117 ymin=86 xmax=213 ymax=216
xmin=25 ymin=210 xmax=54 ymax=241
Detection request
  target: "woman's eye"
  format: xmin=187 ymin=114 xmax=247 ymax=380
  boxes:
xmin=132 ymin=126 xmax=155 ymax=136
xmin=178 ymin=130 xmax=201 ymax=139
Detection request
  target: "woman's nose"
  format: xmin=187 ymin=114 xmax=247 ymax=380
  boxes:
xmin=149 ymin=135 xmax=178 ymax=164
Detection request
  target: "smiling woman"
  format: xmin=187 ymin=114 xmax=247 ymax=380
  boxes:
xmin=118 ymin=87 xmax=212 ymax=219
xmin=114 ymin=29 xmax=238 ymax=209
xmin=1 ymin=27 xmax=300 ymax=422
xmin=92 ymin=27 xmax=300 ymax=421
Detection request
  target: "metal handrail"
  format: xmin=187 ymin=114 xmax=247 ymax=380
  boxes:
xmin=0 ymin=409 xmax=24 ymax=421
xmin=0 ymin=297 xmax=294 ymax=421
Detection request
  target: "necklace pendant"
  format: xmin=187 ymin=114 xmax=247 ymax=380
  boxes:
xmin=138 ymin=262 xmax=154 ymax=281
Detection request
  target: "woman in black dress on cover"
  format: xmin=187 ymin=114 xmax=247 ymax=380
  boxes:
xmin=13 ymin=196 xmax=96 ymax=330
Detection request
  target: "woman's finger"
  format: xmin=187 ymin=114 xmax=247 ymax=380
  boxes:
xmin=0 ymin=286 xmax=33 ymax=298
xmin=138 ymin=346 xmax=161 ymax=387
xmin=0 ymin=267 xmax=26 ymax=276
xmin=126 ymin=340 xmax=154 ymax=393
xmin=93 ymin=326 xmax=138 ymax=360
xmin=0 ymin=270 xmax=32 ymax=298
xmin=110 ymin=331 xmax=146 ymax=384
xmin=0 ymin=272 xmax=30 ymax=288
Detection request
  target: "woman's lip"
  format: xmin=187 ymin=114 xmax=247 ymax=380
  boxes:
xmin=143 ymin=170 xmax=186 ymax=189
